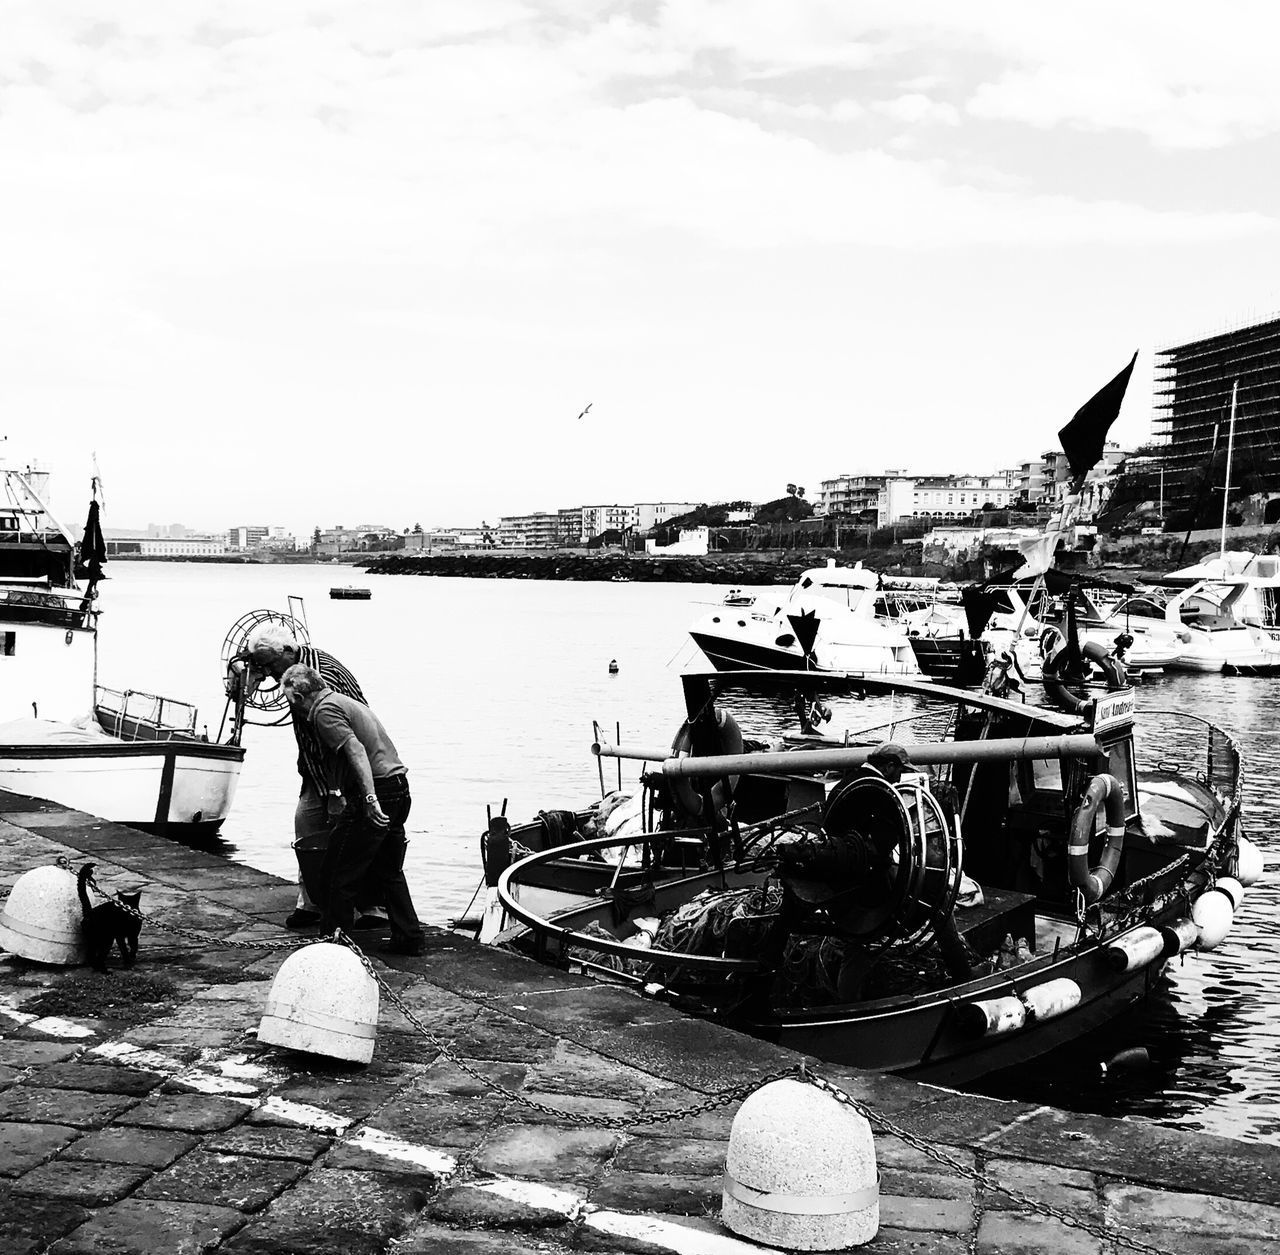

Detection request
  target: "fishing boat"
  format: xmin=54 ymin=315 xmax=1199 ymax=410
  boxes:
xmin=329 ymin=586 xmax=372 ymax=600
xmin=487 ymin=668 xmax=1250 ymax=1083
xmin=0 ymin=463 xmax=245 ymax=837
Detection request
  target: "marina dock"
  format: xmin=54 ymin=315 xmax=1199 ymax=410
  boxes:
xmin=2 ymin=790 xmax=1279 ymax=1254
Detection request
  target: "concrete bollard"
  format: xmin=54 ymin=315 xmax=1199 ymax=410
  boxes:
xmin=258 ymin=942 xmax=379 ymax=1064
xmin=722 ymin=1077 xmax=878 ymax=1250
xmin=0 ymin=866 xmax=87 ymax=965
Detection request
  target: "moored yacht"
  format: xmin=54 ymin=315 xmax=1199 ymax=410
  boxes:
xmin=0 ymin=463 xmax=245 ymax=836
xmin=688 ymin=561 xmax=923 ymax=676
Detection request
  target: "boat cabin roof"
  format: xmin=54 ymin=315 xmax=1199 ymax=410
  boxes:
xmin=688 ymin=668 xmax=1085 ymax=731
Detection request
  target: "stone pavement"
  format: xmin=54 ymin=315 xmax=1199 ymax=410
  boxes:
xmin=2 ymin=789 xmax=1280 ymax=1255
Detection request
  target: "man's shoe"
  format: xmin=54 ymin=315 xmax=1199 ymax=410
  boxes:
xmin=351 ymin=914 xmax=388 ymax=931
xmin=285 ymin=909 xmax=321 ymax=930
xmin=380 ymin=936 xmax=425 ymax=957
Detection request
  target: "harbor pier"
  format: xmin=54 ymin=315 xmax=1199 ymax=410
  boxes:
xmin=2 ymin=789 xmax=1279 ymax=1254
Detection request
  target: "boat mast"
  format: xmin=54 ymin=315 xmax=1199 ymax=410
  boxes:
xmin=1220 ymin=379 xmax=1238 ymax=559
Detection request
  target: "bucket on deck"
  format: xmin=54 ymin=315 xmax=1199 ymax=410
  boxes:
xmin=0 ymin=865 xmax=87 ymax=965
xmin=722 ymin=1076 xmax=878 ymax=1250
xmin=258 ymin=941 xmax=379 ymax=1064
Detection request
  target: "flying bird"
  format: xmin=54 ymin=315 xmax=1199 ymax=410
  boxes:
xmin=576 ymin=402 xmax=593 ymax=420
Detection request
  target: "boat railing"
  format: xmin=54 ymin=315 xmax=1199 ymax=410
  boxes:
xmin=1133 ymin=710 xmax=1242 ymax=802
xmin=94 ymin=686 xmax=200 ymax=743
xmin=0 ymin=583 xmax=96 ymax=629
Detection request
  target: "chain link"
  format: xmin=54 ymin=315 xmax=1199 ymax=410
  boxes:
xmin=79 ymin=868 xmax=1177 ymax=1249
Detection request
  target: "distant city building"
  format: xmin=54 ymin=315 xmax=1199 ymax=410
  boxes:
xmin=139 ymin=536 xmax=228 ymax=556
xmin=227 ymin=525 xmax=296 ymax=552
xmin=635 ymin=502 xmax=700 ymax=532
xmin=496 ymin=511 xmax=562 ymax=548
xmin=645 ymin=526 xmax=709 ymax=556
xmin=1153 ymin=314 xmax=1280 ymax=529
xmin=581 ymin=504 xmax=638 ymax=540
xmin=816 ymin=471 xmax=1019 ymax=524
xmin=315 ymin=524 xmax=394 ymax=556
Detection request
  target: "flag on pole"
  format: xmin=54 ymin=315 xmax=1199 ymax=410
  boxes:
xmin=1057 ymin=351 xmax=1138 ymax=490
xmin=1011 ymin=532 xmax=1059 ymax=580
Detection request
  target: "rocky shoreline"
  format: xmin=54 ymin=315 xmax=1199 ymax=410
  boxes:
xmin=361 ymin=537 xmax=1226 ymax=585
xmin=363 ymin=552 xmax=826 ymax=585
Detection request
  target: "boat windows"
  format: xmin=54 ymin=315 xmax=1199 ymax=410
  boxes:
xmin=1099 ymin=738 xmax=1139 ymax=821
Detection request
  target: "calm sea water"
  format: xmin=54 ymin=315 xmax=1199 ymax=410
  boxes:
xmin=96 ymin=561 xmax=1280 ymax=1143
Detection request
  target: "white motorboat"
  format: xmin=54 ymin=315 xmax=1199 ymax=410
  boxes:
xmin=1163 ymin=551 xmax=1280 ymax=642
xmin=1161 ymin=578 xmax=1280 ymax=675
xmin=689 ymin=561 xmax=924 ymax=676
xmin=0 ymin=463 xmax=244 ymax=836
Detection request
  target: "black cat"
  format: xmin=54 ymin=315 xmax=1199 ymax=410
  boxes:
xmin=77 ymin=863 xmax=142 ymax=974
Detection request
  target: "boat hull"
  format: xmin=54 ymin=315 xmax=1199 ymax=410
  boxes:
xmin=0 ymin=739 xmax=244 ymax=836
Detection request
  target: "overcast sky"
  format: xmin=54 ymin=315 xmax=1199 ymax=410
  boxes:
xmin=4 ymin=2 xmax=1279 ymax=537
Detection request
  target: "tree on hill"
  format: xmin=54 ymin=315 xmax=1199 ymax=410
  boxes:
xmin=754 ymin=494 xmax=814 ymax=525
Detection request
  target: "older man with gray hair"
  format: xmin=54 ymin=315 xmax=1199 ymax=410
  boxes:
xmin=281 ymin=664 xmax=424 ymax=954
xmin=227 ymin=623 xmax=381 ymax=930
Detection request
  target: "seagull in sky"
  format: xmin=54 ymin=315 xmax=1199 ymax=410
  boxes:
xmin=576 ymin=402 xmax=593 ymax=420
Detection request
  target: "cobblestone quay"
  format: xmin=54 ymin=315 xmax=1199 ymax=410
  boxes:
xmin=2 ymin=788 xmax=1279 ymax=1254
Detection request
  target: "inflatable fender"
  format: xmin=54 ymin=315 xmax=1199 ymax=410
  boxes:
xmin=669 ymin=710 xmax=743 ymax=819
xmin=1068 ymin=774 xmax=1127 ymax=904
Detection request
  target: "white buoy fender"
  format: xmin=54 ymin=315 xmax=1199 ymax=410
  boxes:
xmin=1213 ymin=876 xmax=1244 ymax=912
xmin=722 ymin=1077 xmax=878 ymax=1250
xmin=1191 ymin=889 xmax=1234 ymax=950
xmin=1235 ymin=836 xmax=1264 ymax=888
xmin=1104 ymin=926 xmax=1166 ymax=973
xmin=957 ymin=995 xmax=1026 ymax=1038
xmin=258 ymin=941 xmax=379 ymax=1064
xmin=1160 ymin=917 xmax=1199 ymax=957
xmin=0 ymin=866 xmax=87 ymax=965
xmin=1020 ymin=978 xmax=1082 ymax=1022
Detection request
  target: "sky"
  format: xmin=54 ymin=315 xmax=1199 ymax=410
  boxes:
xmin=4 ymin=1 xmax=1280 ymax=538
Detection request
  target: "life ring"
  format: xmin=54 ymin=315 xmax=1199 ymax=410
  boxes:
xmin=1067 ymin=774 xmax=1127 ymax=903
xmin=669 ymin=709 xmax=743 ymax=819
xmin=1082 ymin=640 xmax=1126 ymax=690
xmin=1043 ymin=679 xmax=1092 ymax=716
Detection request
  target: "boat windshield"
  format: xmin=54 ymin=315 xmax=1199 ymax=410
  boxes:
xmin=807 ymin=584 xmax=869 ymax=611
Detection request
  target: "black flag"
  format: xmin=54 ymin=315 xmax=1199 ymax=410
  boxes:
xmin=77 ymin=499 xmax=107 ymax=584
xmin=1057 ymin=352 xmax=1137 ymax=490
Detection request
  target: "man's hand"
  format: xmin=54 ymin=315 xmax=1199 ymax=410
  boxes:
xmin=364 ymin=794 xmax=390 ymax=828
xmin=326 ymin=791 xmax=348 ymax=820
xmin=224 ymin=659 xmax=247 ymax=699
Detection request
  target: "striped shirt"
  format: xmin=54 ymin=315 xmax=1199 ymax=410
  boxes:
xmin=292 ymin=644 xmax=366 ymax=795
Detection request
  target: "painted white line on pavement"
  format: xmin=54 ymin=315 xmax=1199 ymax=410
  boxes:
xmin=345 ymin=1126 xmax=457 ymax=1174
xmin=469 ymin=1177 xmax=586 ymax=1217
xmin=256 ymin=1095 xmax=353 ymax=1134
xmin=582 ymin=1213 xmax=786 ymax=1254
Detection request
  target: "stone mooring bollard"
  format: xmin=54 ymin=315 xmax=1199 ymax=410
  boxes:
xmin=722 ymin=1076 xmax=879 ymax=1250
xmin=0 ymin=865 xmax=87 ymax=965
xmin=258 ymin=941 xmax=379 ymax=1064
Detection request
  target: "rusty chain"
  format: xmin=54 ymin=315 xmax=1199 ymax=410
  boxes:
xmin=79 ymin=868 xmax=1178 ymax=1250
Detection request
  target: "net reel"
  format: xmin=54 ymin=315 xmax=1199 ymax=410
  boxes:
xmin=802 ymin=771 xmax=963 ymax=955
xmin=221 ymin=607 xmax=311 ymax=724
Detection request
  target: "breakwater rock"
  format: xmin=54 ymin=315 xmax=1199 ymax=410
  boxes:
xmin=364 ymin=552 xmax=817 ymax=584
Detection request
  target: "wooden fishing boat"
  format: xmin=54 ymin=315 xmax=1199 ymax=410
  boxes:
xmin=488 ymin=669 xmax=1251 ymax=1084
xmin=329 ymin=586 xmax=372 ymax=600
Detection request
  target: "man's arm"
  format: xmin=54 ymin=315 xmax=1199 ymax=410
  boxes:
xmin=339 ymin=738 xmax=389 ymax=828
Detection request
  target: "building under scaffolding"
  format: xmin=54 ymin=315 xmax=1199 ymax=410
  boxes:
xmin=1151 ymin=314 xmax=1280 ymax=531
